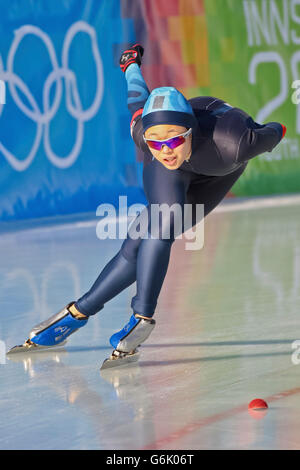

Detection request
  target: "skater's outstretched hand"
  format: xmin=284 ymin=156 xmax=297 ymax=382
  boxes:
xmin=120 ymin=44 xmax=144 ymax=73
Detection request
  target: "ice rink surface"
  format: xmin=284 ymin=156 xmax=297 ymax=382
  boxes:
xmin=1 ymin=195 xmax=300 ymax=450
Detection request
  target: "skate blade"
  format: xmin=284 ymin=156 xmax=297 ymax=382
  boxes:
xmin=7 ymin=340 xmax=67 ymax=355
xmin=100 ymin=350 xmax=140 ymax=370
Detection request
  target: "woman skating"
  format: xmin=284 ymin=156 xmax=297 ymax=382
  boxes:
xmin=8 ymin=45 xmax=286 ymax=368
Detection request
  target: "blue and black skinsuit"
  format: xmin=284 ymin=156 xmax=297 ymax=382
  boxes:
xmin=75 ymin=63 xmax=285 ymax=319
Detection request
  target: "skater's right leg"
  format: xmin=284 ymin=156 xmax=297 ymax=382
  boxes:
xmin=28 ymin=303 xmax=88 ymax=346
xmin=8 ymin=243 xmax=141 ymax=354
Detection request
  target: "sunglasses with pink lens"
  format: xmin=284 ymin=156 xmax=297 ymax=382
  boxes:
xmin=143 ymin=128 xmax=192 ymax=151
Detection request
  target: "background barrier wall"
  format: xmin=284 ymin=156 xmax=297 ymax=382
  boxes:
xmin=0 ymin=0 xmax=298 ymax=222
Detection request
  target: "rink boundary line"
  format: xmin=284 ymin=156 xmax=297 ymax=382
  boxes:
xmin=141 ymin=385 xmax=300 ymax=450
xmin=2 ymin=193 xmax=300 ymax=236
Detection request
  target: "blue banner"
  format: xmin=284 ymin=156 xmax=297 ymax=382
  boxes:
xmin=0 ymin=0 xmax=146 ymax=221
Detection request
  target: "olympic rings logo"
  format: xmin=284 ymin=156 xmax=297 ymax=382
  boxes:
xmin=0 ymin=21 xmax=104 ymax=171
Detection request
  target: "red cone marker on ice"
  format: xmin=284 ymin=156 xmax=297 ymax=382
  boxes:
xmin=248 ymin=398 xmax=268 ymax=410
xmin=248 ymin=398 xmax=268 ymax=419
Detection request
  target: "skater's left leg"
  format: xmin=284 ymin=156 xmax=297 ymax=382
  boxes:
xmin=130 ymin=158 xmax=192 ymax=317
xmin=101 ymin=160 xmax=192 ymax=367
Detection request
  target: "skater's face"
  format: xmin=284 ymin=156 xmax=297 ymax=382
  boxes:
xmin=144 ymin=124 xmax=192 ymax=170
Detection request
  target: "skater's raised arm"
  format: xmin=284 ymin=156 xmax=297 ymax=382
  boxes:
xmin=119 ymin=44 xmax=150 ymax=152
xmin=120 ymin=44 xmax=150 ymax=115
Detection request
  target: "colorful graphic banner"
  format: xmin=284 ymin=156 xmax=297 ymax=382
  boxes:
xmin=204 ymin=0 xmax=299 ymax=196
xmin=123 ymin=0 xmax=299 ymax=196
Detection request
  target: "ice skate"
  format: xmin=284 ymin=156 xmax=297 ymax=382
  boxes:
xmin=7 ymin=303 xmax=88 ymax=355
xmin=100 ymin=313 xmax=155 ymax=370
xmin=7 ymin=338 xmax=68 ymax=355
xmin=100 ymin=348 xmax=140 ymax=370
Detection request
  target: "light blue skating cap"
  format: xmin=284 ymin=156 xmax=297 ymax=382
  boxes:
xmin=142 ymin=87 xmax=197 ymax=133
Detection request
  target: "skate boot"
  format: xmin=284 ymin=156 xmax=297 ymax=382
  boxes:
xmin=7 ymin=303 xmax=88 ymax=354
xmin=100 ymin=314 xmax=155 ymax=370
